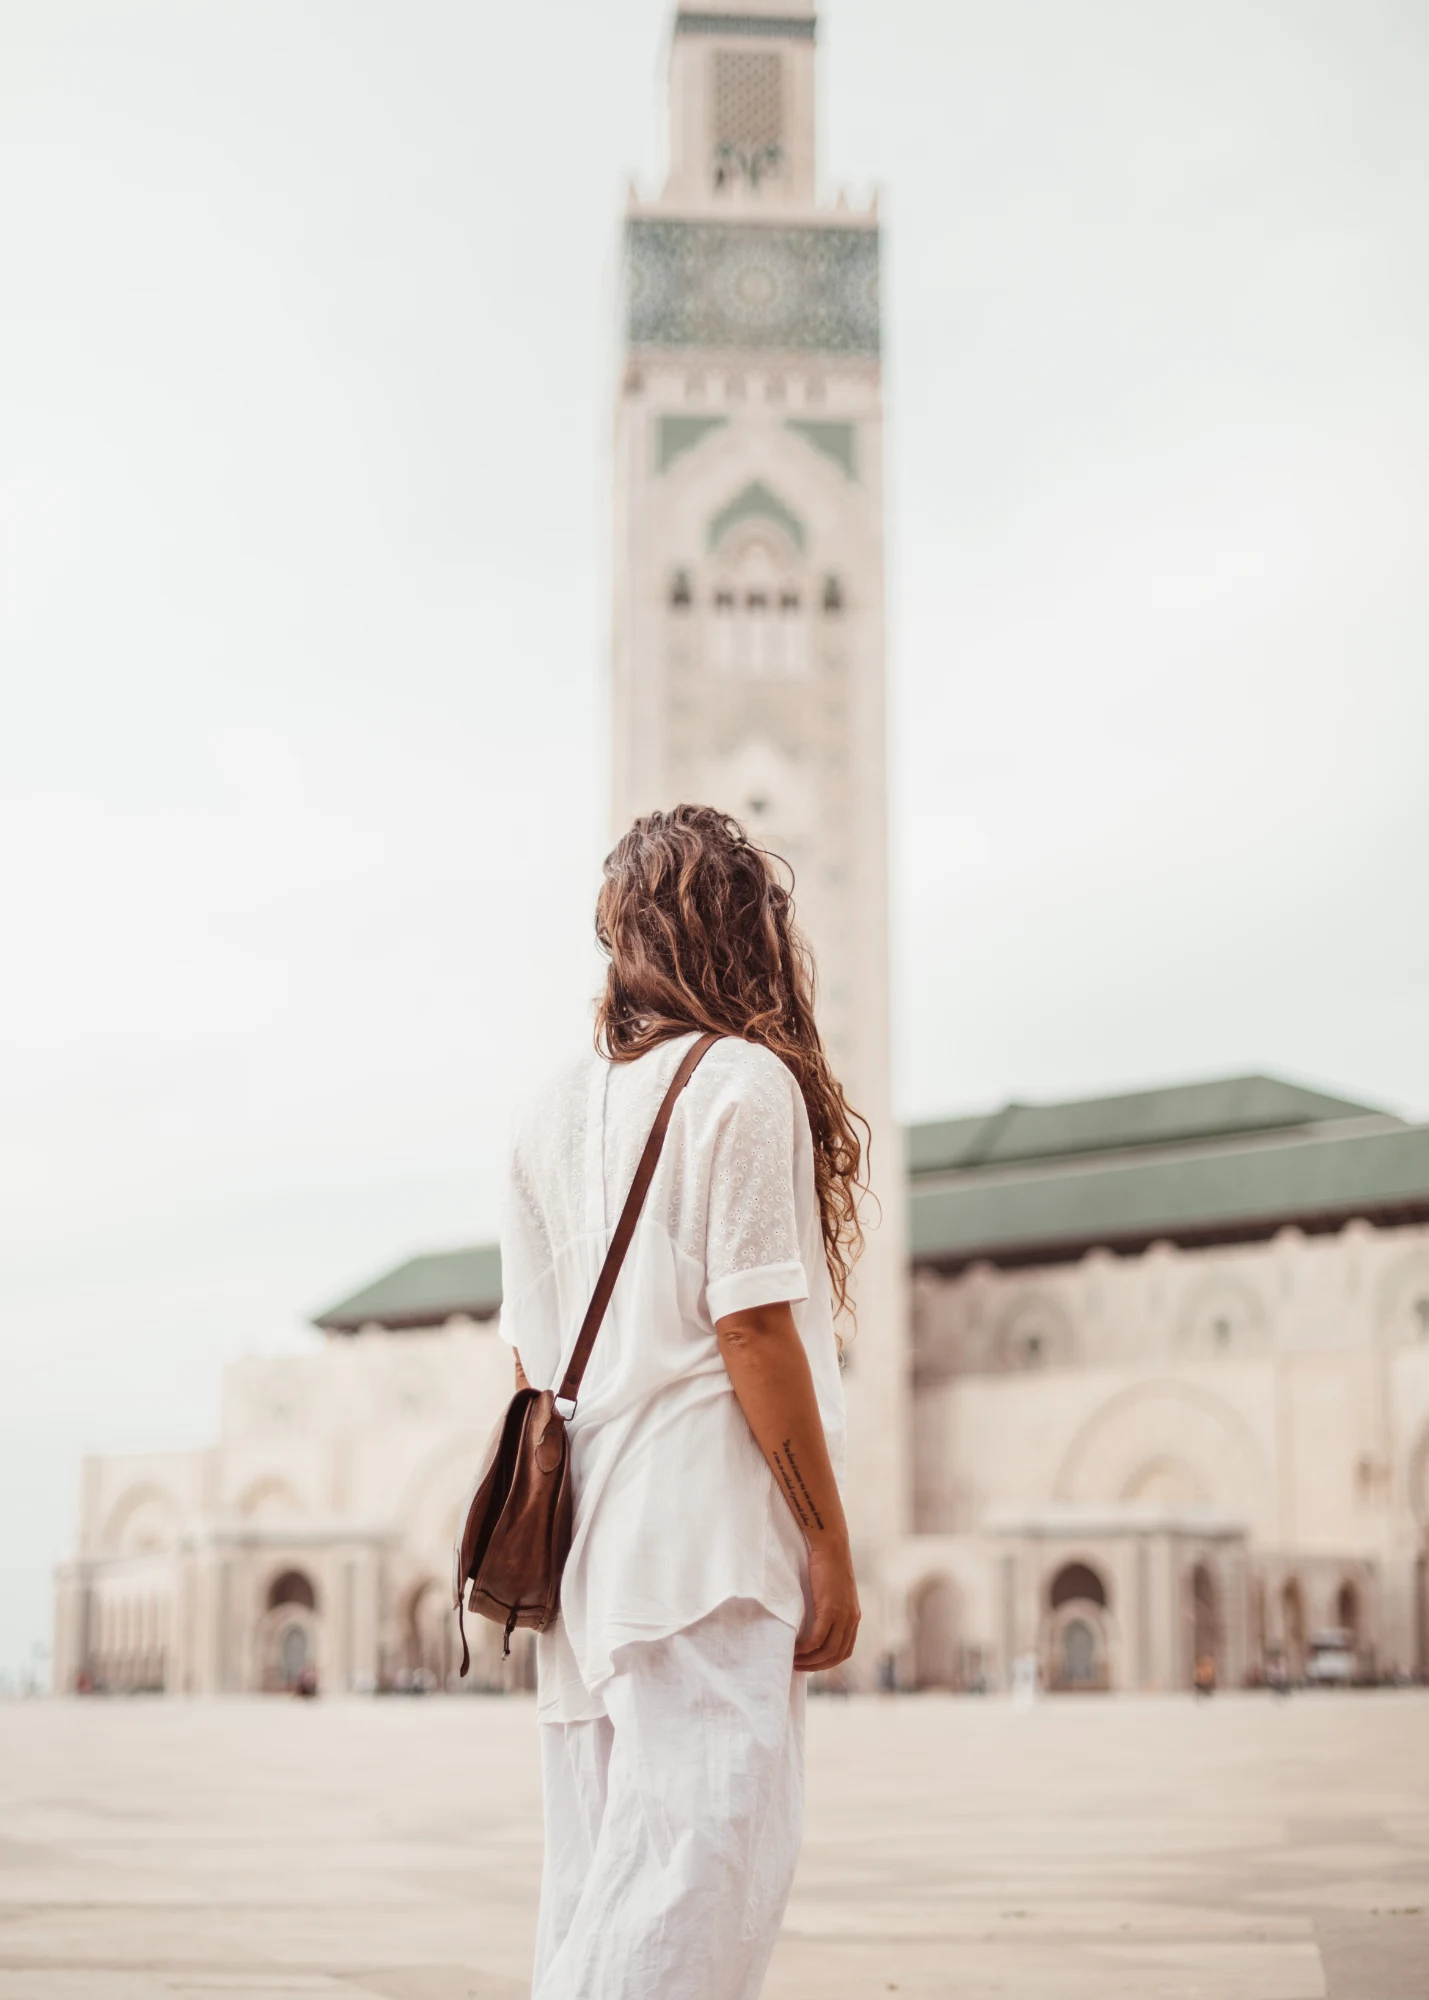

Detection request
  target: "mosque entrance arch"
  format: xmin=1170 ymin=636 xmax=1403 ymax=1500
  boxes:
xmin=1059 ymin=1618 xmax=1100 ymax=1688
xmin=259 ymin=1567 xmax=321 ymax=1693
xmin=1044 ymin=1560 xmax=1112 ymax=1693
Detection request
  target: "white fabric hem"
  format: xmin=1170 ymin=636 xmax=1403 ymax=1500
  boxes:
xmin=706 ymin=1256 xmax=809 ymax=1324
xmin=537 ymin=1586 xmax=805 ymax=1724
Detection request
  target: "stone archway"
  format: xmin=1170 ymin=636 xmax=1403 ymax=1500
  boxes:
xmin=259 ymin=1567 xmax=321 ymax=1693
xmin=1122 ymin=1457 xmax=1206 ymax=1508
xmin=1044 ymin=1560 xmax=1112 ymax=1693
xmin=910 ymin=1575 xmax=961 ymax=1690
xmin=100 ymin=1484 xmax=181 ymax=1557
xmin=237 ymin=1477 xmax=306 ymax=1522
xmin=1054 ymin=1381 xmax=1271 ymax=1533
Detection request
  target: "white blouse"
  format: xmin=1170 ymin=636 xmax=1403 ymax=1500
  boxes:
xmin=498 ymin=1031 xmax=845 ymax=1722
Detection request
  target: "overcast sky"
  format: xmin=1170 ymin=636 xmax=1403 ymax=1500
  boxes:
xmin=2 ymin=0 xmax=1426 ymax=1679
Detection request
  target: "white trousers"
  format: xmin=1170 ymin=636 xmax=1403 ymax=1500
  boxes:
xmin=532 ymin=1599 xmax=805 ymax=2000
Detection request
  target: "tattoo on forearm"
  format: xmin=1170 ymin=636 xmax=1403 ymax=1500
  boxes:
xmin=773 ymin=1450 xmax=809 ymax=1527
xmin=774 ymin=1437 xmax=826 ymax=1532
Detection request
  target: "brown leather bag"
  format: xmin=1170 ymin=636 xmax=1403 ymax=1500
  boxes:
xmin=453 ymin=1031 xmax=721 ymax=1673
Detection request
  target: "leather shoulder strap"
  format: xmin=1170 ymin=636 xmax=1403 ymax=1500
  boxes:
xmin=556 ymin=1031 xmax=721 ymax=1410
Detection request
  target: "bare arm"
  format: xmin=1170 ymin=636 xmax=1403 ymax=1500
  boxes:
xmin=513 ymin=1352 xmax=530 ymax=1391
xmin=716 ymin=1301 xmax=860 ymax=1672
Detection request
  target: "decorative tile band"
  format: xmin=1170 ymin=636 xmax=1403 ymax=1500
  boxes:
xmin=675 ymin=12 xmax=817 ymax=40
xmin=627 ymin=217 xmax=880 ymax=356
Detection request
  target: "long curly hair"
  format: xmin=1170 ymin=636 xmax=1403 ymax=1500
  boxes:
xmin=594 ymin=804 xmax=867 ymax=1320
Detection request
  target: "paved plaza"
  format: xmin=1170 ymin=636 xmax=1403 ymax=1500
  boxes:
xmin=1 ymin=1691 xmax=1426 ymax=1999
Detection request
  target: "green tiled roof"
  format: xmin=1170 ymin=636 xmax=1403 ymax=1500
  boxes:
xmin=313 ymin=1077 xmax=1428 ymax=1326
xmin=314 ymin=1245 xmax=502 ymax=1334
xmin=910 ymin=1123 xmax=1429 ymax=1270
xmin=907 ymin=1075 xmax=1385 ymax=1177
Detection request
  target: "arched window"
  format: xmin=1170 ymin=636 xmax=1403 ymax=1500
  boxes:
xmin=1049 ymin=1561 xmax=1108 ymax=1611
xmin=669 ymin=569 xmax=693 ymax=610
xmin=822 ymin=573 xmax=844 ymax=614
xmin=707 ymin=538 xmax=807 ymax=677
xmin=267 ymin=1569 xmax=317 ymax=1613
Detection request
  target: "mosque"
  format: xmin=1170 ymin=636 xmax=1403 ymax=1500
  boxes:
xmin=54 ymin=3 xmax=1429 ymax=1699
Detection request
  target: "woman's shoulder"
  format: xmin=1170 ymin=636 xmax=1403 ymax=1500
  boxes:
xmin=701 ymin=1036 xmax=803 ymax=1119
xmin=510 ymin=1044 xmax=601 ymax=1154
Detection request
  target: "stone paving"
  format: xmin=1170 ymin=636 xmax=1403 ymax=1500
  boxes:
xmin=1 ymin=1690 xmax=1426 ymax=1999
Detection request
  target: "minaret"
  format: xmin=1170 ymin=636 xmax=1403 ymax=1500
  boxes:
xmin=612 ymin=2 xmax=909 ymax=1663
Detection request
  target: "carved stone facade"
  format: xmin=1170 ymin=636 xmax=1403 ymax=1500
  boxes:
xmin=53 ymin=1325 xmax=533 ymax=1697
xmin=896 ymin=1220 xmax=1429 ymax=1692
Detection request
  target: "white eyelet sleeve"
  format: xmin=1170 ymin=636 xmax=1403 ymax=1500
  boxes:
xmin=497 ymin=1129 xmax=557 ymax=1374
xmin=703 ymin=1048 xmax=810 ymax=1324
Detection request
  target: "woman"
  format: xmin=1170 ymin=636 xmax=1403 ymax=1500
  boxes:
xmin=499 ymin=804 xmax=863 ymax=2000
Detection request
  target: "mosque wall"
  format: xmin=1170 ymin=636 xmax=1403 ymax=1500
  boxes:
xmin=53 ymin=1325 xmax=535 ymax=1698
xmin=54 ymin=1215 xmax=1429 ymax=1696
xmin=898 ymin=1219 xmax=1429 ymax=1689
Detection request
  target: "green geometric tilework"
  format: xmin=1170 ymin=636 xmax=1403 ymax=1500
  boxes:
xmin=675 ymin=12 xmax=817 ymax=40
xmin=657 ymin=413 xmax=729 ymax=473
xmin=627 ymin=217 xmax=880 ymax=356
xmin=786 ymin=418 xmax=857 ymax=477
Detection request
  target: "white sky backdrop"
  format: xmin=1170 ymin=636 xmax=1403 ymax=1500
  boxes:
xmin=2 ymin=0 xmax=1426 ymax=1680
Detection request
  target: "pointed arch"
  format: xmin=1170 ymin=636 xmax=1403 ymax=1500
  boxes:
xmin=708 ymin=479 xmax=806 ymax=554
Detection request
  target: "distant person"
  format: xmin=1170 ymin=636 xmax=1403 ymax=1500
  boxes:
xmin=1193 ymin=1654 xmax=1216 ymax=1698
xmin=500 ymin=806 xmax=861 ymax=2000
xmin=1012 ymin=1650 xmax=1042 ymax=1709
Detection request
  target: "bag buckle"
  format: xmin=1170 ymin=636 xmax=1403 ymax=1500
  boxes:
xmin=552 ymin=1395 xmax=576 ymax=1421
